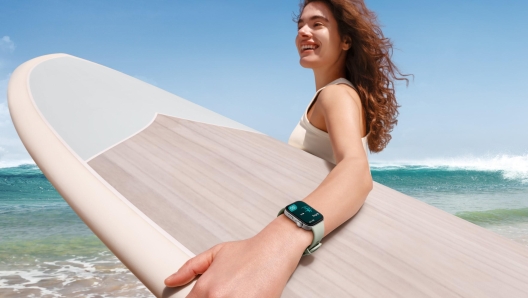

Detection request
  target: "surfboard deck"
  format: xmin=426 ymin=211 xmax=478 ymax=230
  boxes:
xmin=8 ymin=54 xmax=528 ymax=297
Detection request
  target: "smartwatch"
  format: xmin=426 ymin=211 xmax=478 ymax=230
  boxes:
xmin=278 ymin=201 xmax=324 ymax=256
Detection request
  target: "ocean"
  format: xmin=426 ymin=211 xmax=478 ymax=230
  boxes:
xmin=1 ymin=156 xmax=527 ymax=297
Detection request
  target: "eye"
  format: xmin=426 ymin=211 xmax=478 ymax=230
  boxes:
xmin=314 ymin=22 xmax=323 ymax=27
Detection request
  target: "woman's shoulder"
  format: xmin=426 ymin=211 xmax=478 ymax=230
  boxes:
xmin=317 ymin=82 xmax=362 ymax=112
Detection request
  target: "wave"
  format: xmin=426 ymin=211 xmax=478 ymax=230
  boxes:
xmin=456 ymin=207 xmax=528 ymax=226
xmin=0 ymin=164 xmax=60 ymax=200
xmin=370 ymin=154 xmax=528 ymax=183
xmin=0 ymin=159 xmax=35 ymax=169
xmin=0 ymin=163 xmax=40 ymax=174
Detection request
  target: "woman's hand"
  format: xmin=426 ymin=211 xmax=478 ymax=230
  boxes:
xmin=164 ymin=215 xmax=313 ymax=298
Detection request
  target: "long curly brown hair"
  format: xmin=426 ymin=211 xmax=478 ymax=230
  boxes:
xmin=297 ymin=0 xmax=409 ymax=152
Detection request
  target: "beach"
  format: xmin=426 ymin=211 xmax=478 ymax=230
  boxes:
xmin=1 ymin=157 xmax=527 ymax=297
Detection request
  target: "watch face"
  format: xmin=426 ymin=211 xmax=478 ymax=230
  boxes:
xmin=286 ymin=201 xmax=323 ymax=226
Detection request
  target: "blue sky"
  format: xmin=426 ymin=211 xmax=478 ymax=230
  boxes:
xmin=1 ymin=0 xmax=527 ymax=164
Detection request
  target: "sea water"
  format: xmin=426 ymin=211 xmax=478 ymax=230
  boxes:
xmin=371 ymin=155 xmax=528 ymax=246
xmin=0 ymin=164 xmax=151 ymax=297
xmin=1 ymin=156 xmax=527 ymax=297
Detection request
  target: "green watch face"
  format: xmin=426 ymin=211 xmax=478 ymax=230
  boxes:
xmin=286 ymin=201 xmax=323 ymax=226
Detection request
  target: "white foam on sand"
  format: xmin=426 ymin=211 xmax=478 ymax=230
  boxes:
xmin=0 ymin=253 xmax=152 ymax=297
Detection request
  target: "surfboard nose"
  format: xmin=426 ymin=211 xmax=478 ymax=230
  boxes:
xmin=9 ymin=53 xmax=257 ymax=161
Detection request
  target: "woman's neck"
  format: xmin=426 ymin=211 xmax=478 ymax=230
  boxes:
xmin=313 ymin=65 xmax=347 ymax=90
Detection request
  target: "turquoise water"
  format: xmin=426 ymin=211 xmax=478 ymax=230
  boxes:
xmin=1 ymin=160 xmax=527 ymax=296
xmin=0 ymin=165 xmax=151 ymax=297
xmin=371 ymin=159 xmax=528 ymax=246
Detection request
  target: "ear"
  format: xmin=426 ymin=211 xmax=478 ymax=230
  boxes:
xmin=342 ymin=36 xmax=351 ymax=51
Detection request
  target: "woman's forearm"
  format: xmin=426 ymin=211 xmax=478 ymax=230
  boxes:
xmin=303 ymin=156 xmax=373 ymax=236
xmin=251 ymin=157 xmax=372 ymax=259
xmin=244 ymin=156 xmax=372 ymax=261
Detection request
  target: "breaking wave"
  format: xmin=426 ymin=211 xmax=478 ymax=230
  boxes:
xmin=370 ymin=154 xmax=528 ymax=183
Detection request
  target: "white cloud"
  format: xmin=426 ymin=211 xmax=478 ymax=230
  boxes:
xmin=0 ymin=36 xmax=15 ymax=53
xmin=0 ymin=101 xmax=10 ymax=128
xmin=0 ymin=73 xmax=32 ymax=164
xmin=0 ymin=74 xmax=14 ymax=128
xmin=0 ymin=75 xmax=7 ymax=99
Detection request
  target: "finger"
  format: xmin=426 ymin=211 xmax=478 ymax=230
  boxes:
xmin=164 ymin=245 xmax=221 ymax=287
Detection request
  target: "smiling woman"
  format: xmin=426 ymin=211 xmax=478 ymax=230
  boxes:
xmin=295 ymin=0 xmax=408 ymax=152
xmin=7 ymin=5 xmax=528 ymax=298
xmin=163 ymin=0 xmax=406 ymax=297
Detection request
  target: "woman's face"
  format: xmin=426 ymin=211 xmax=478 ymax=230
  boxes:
xmin=296 ymin=1 xmax=349 ymax=69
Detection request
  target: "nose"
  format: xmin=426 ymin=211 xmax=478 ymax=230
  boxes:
xmin=298 ymin=24 xmax=312 ymax=37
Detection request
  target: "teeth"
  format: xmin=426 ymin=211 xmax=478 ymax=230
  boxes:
xmin=302 ymin=44 xmax=317 ymax=51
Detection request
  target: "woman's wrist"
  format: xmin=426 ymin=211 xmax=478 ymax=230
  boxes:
xmin=259 ymin=214 xmax=314 ymax=254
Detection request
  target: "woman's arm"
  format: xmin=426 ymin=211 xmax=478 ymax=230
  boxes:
xmin=304 ymin=84 xmax=373 ymax=235
xmin=164 ymin=84 xmax=372 ymax=297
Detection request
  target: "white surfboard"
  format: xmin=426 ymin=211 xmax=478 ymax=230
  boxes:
xmin=8 ymin=54 xmax=528 ymax=297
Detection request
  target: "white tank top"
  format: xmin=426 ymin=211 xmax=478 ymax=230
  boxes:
xmin=288 ymin=78 xmax=368 ymax=165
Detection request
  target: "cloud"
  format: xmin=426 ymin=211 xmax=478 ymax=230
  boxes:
xmin=0 ymin=75 xmax=7 ymax=98
xmin=0 ymin=36 xmax=15 ymax=53
xmin=0 ymin=74 xmax=13 ymax=127
xmin=0 ymin=73 xmax=32 ymax=165
xmin=0 ymin=101 xmax=10 ymax=128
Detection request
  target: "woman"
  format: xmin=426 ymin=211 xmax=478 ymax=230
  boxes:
xmin=165 ymin=0 xmax=406 ymax=296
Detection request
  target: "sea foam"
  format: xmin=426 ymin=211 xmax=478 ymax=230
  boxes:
xmin=0 ymin=253 xmax=152 ymax=297
xmin=370 ymin=154 xmax=528 ymax=183
xmin=0 ymin=160 xmax=35 ymax=169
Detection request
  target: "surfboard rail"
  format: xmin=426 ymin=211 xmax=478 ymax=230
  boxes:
xmin=8 ymin=54 xmax=196 ymax=297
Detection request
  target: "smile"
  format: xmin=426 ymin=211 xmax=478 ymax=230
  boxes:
xmin=301 ymin=44 xmax=319 ymax=52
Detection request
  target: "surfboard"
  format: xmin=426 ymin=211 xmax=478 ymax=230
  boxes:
xmin=8 ymin=54 xmax=528 ymax=298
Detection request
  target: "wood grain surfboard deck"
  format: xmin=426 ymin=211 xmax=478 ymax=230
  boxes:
xmin=8 ymin=54 xmax=528 ymax=297
xmin=90 ymin=114 xmax=528 ymax=298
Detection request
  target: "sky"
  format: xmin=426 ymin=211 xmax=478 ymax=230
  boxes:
xmin=1 ymin=0 xmax=527 ymax=164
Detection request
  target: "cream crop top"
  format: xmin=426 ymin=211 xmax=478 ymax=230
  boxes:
xmin=288 ymin=78 xmax=368 ymax=165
